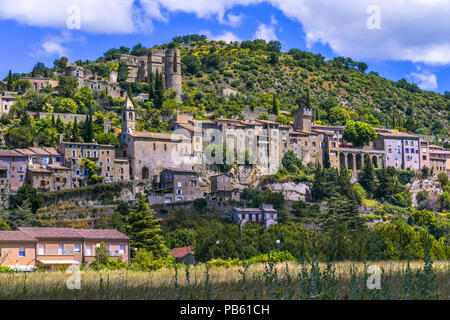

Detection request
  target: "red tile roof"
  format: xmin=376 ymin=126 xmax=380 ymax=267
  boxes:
xmin=170 ymin=246 xmax=195 ymax=259
xmin=0 ymin=150 xmax=22 ymax=157
xmin=76 ymin=229 xmax=130 ymax=241
xmin=19 ymin=227 xmax=83 ymax=239
xmin=0 ymin=231 xmax=37 ymax=242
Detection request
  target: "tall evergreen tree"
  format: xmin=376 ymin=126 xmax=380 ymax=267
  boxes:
xmin=7 ymin=70 xmax=13 ymax=91
xmin=56 ymin=115 xmax=64 ymax=134
xmin=127 ymin=195 xmax=168 ymax=258
xmin=272 ymin=95 xmax=279 ymax=115
xmin=72 ymin=117 xmax=80 ymax=142
xmin=358 ymin=156 xmax=377 ymax=196
xmin=148 ymin=72 xmax=154 ymax=101
xmin=154 ymin=71 xmax=164 ymax=109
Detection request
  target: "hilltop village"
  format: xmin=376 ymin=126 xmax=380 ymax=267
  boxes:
xmin=0 ymin=41 xmax=449 ymax=219
xmin=0 ymin=38 xmax=449 ymax=275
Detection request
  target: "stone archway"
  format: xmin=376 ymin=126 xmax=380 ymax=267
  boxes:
xmin=142 ymin=167 xmax=150 ymax=180
xmin=372 ymin=156 xmax=378 ymax=168
xmin=355 ymin=154 xmax=362 ymax=170
xmin=340 ymin=153 xmax=346 ymax=169
xmin=347 ymin=153 xmax=354 ymax=170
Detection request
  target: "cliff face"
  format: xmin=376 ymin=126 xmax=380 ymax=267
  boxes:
xmin=264 ymin=182 xmax=311 ymax=201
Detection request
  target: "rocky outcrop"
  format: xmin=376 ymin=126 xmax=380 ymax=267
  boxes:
xmin=264 ymin=181 xmax=311 ymax=201
xmin=408 ymin=178 xmax=443 ymax=207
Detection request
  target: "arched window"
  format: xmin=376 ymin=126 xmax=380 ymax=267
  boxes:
xmin=129 ymin=112 xmax=133 ymax=121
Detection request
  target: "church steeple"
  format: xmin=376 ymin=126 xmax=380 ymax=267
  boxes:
xmin=121 ymin=96 xmax=135 ymax=140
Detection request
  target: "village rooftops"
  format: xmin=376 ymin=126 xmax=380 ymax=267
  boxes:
xmin=161 ymin=168 xmax=198 ymax=174
xmin=19 ymin=227 xmax=83 ymax=240
xmin=60 ymin=141 xmax=115 ymax=148
xmin=0 ymin=231 xmax=37 ymax=242
xmin=47 ymin=164 xmax=70 ymax=170
xmin=376 ymin=130 xmax=418 ymax=138
xmin=15 ymin=149 xmax=37 ymax=156
xmin=129 ymin=131 xmax=185 ymax=141
xmin=0 ymin=149 xmax=22 ymax=157
xmin=15 ymin=227 xmax=129 ymax=241
xmin=76 ymin=229 xmax=130 ymax=241
xmin=27 ymin=166 xmax=51 ymax=173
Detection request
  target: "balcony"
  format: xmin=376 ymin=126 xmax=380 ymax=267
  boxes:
xmin=39 ymin=249 xmax=73 ymax=255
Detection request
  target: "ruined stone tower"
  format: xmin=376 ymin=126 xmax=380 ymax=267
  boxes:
xmin=163 ymin=49 xmax=182 ymax=101
xmin=294 ymin=108 xmax=313 ymax=132
xmin=119 ymin=48 xmax=182 ymax=101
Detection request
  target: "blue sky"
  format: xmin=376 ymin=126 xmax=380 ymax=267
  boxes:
xmin=0 ymin=0 xmax=449 ymax=94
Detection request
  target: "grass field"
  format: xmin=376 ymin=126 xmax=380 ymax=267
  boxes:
xmin=0 ymin=260 xmax=448 ymax=300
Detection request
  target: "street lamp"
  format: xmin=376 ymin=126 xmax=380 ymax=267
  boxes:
xmin=96 ymin=243 xmax=100 ymax=268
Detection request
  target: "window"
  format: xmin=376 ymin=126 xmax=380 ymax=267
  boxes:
xmin=58 ymin=244 xmax=63 ymax=255
xmin=39 ymin=244 xmax=45 ymax=255
xmin=119 ymin=245 xmax=125 ymax=254
xmin=74 ymin=244 xmax=81 ymax=253
xmin=85 ymin=245 xmax=92 ymax=256
xmin=19 ymin=248 xmax=26 ymax=257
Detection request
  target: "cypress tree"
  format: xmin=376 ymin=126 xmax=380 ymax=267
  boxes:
xmin=72 ymin=117 xmax=80 ymax=142
xmin=7 ymin=70 xmax=13 ymax=91
xmin=358 ymin=156 xmax=377 ymax=196
xmin=148 ymin=72 xmax=154 ymax=101
xmin=56 ymin=116 xmax=64 ymax=134
xmin=272 ymin=95 xmax=279 ymax=115
xmin=154 ymin=71 xmax=164 ymax=109
xmin=51 ymin=113 xmax=56 ymax=127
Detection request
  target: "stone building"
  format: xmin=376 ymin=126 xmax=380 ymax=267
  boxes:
xmin=119 ymin=49 xmax=182 ymax=101
xmin=373 ymin=130 xmax=420 ymax=170
xmin=428 ymin=145 xmax=450 ymax=175
xmin=210 ymin=172 xmax=240 ymax=201
xmin=232 ymin=204 xmax=278 ymax=229
xmin=155 ymin=168 xmax=203 ymax=203
xmin=0 ymin=92 xmax=16 ymax=115
xmin=19 ymin=77 xmax=58 ymax=91
xmin=0 ymin=150 xmax=26 ymax=192
xmin=120 ymin=98 xmax=190 ymax=180
xmin=26 ymin=166 xmax=52 ymax=192
xmin=57 ymin=141 xmax=120 ymax=187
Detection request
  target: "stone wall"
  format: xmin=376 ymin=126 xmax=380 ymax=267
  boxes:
xmin=28 ymin=112 xmax=98 ymax=124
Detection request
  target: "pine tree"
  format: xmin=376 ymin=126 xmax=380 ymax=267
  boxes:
xmin=127 ymin=195 xmax=168 ymax=258
xmin=72 ymin=117 xmax=80 ymax=142
xmin=358 ymin=156 xmax=377 ymax=196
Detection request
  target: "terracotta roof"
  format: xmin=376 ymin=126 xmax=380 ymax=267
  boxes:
xmin=27 ymin=147 xmax=51 ymax=156
xmin=27 ymin=166 xmax=51 ymax=173
xmin=19 ymin=227 xmax=83 ymax=239
xmin=47 ymin=164 xmax=70 ymax=170
xmin=15 ymin=149 xmax=36 ymax=156
xmin=129 ymin=131 xmax=184 ymax=141
xmin=170 ymin=246 xmax=195 ymax=259
xmin=377 ymin=130 xmax=417 ymax=138
xmin=0 ymin=231 xmax=37 ymax=242
xmin=76 ymin=229 xmax=129 ymax=241
xmin=0 ymin=150 xmax=22 ymax=157
xmin=42 ymin=147 xmax=61 ymax=156
xmin=261 ymin=204 xmax=277 ymax=212
xmin=162 ymin=168 xmax=197 ymax=174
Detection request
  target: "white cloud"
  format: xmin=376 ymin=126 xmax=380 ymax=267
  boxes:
xmin=223 ymin=13 xmax=245 ymax=28
xmin=407 ymin=70 xmax=438 ymax=91
xmin=202 ymin=30 xmax=242 ymax=42
xmin=0 ymin=0 xmax=142 ymax=33
xmin=254 ymin=15 xmax=278 ymax=41
xmin=2 ymin=0 xmax=450 ymax=65
xmin=31 ymin=31 xmax=85 ymax=58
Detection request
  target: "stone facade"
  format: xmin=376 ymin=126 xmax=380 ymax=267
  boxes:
xmin=119 ymin=49 xmax=182 ymax=101
xmin=374 ymin=131 xmax=421 ymax=170
xmin=232 ymin=204 xmax=278 ymax=228
xmin=0 ymin=92 xmax=16 ymax=115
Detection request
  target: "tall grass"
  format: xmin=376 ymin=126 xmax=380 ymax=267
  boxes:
xmin=0 ymin=260 xmax=448 ymax=300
